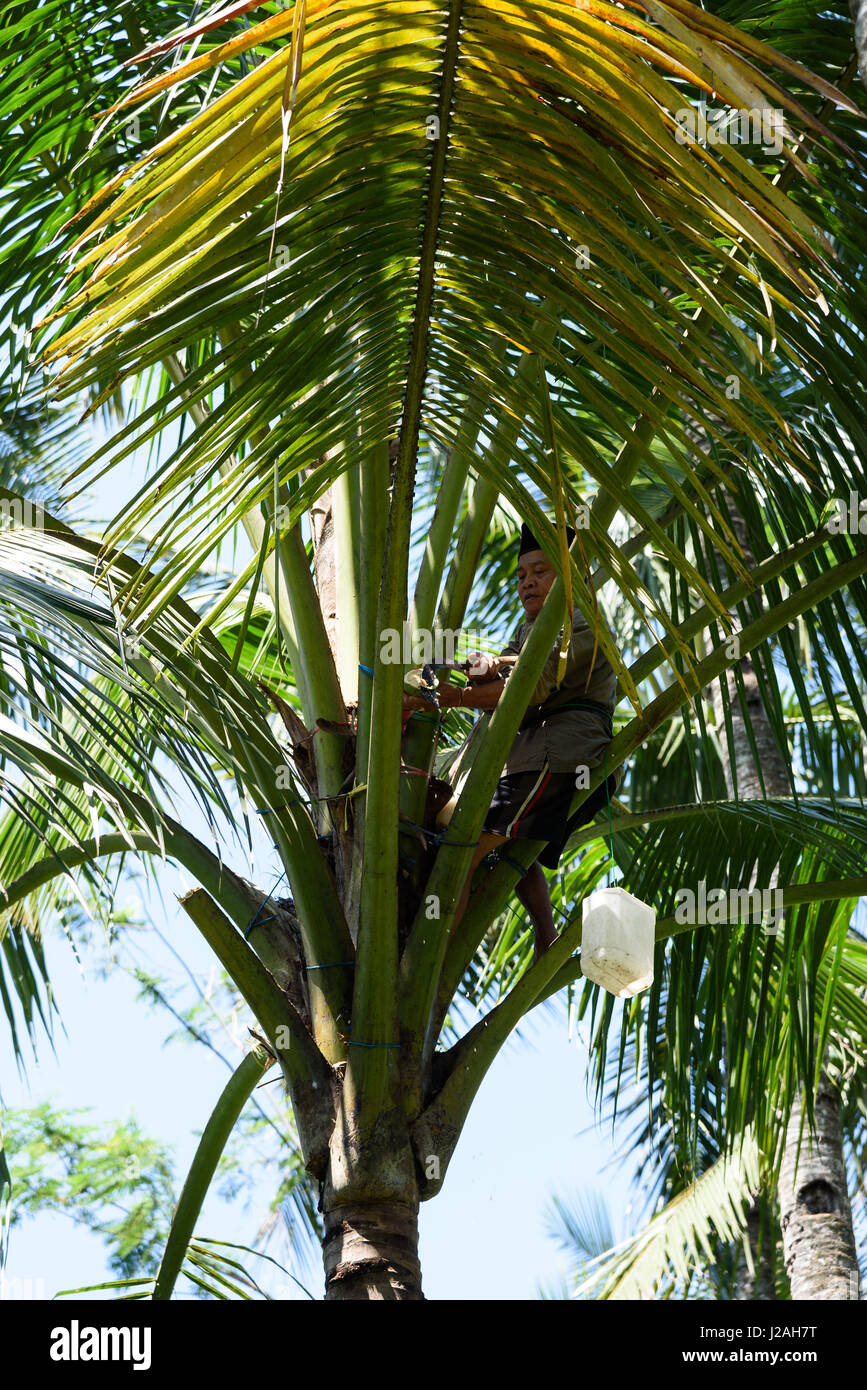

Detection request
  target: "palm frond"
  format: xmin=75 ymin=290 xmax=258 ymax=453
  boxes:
xmin=36 ymin=0 xmax=857 ymax=639
xmin=570 ymin=1131 xmax=761 ymax=1300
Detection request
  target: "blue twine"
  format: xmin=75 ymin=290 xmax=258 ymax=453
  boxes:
xmin=348 ymin=1040 xmax=401 ymax=1049
xmin=498 ymin=851 xmax=531 ymax=879
xmin=401 ymin=818 xmax=434 ymax=839
xmin=359 ymin=664 xmax=374 ymax=677
xmin=266 ymin=787 xmax=363 ymax=811
xmin=397 ymin=820 xmax=479 ymax=850
xmin=243 ymin=866 xmax=289 ymax=939
xmin=245 ymin=911 xmax=275 ymax=940
xmin=306 ymin=961 xmax=354 ymax=970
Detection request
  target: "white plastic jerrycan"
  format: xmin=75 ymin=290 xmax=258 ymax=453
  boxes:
xmin=580 ymin=886 xmax=655 ymax=997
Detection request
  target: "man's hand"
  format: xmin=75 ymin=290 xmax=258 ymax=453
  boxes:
xmin=436 ymin=682 xmax=464 ymax=708
xmin=466 ymin=652 xmax=501 ymax=683
xmin=402 ymin=692 xmax=429 ymax=713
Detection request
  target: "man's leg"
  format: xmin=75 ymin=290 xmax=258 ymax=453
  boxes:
xmin=515 ymin=861 xmax=558 ymax=958
xmin=437 ymin=787 xmax=557 ymax=957
xmin=452 ymin=840 xmax=559 ymax=961
xmin=451 ymin=832 xmax=507 ymax=932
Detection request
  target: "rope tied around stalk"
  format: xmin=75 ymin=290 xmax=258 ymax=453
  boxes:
xmin=495 ymin=851 xmax=531 ymax=878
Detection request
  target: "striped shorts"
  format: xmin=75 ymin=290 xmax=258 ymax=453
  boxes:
xmin=483 ymin=761 xmax=617 ymax=870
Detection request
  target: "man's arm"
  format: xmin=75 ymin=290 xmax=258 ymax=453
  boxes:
xmin=434 ymin=619 xmax=532 ymax=710
xmin=436 ymin=677 xmax=507 ymax=711
xmin=435 ymin=631 xmax=521 ymax=709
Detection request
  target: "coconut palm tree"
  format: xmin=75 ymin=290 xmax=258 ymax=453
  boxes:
xmin=1 ymin=0 xmax=867 ymax=1299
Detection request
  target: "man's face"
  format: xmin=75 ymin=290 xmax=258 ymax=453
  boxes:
xmin=517 ymin=549 xmax=556 ymax=619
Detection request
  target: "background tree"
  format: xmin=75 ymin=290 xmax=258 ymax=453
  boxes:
xmin=535 ymin=503 xmax=867 ymax=1300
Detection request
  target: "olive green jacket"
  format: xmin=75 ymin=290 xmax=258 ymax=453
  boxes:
xmin=499 ymin=606 xmax=618 ymax=776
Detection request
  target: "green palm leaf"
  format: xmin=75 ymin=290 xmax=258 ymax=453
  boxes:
xmin=570 ymin=1132 xmax=761 ymax=1300
xmin=37 ymin=0 xmax=856 ymax=629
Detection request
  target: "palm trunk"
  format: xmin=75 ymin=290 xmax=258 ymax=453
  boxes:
xmin=708 ymin=500 xmax=792 ymax=804
xmin=778 ymin=1072 xmax=861 ymax=1300
xmin=322 ymin=1198 xmax=423 ymax=1300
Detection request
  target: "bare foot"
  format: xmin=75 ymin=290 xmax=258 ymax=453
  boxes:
xmin=532 ymin=931 xmax=558 ymax=964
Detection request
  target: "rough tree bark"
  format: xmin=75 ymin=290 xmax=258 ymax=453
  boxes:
xmin=322 ymin=1200 xmax=423 ymax=1300
xmin=779 ymin=1073 xmax=861 ymax=1300
xmin=709 ymin=496 xmax=788 ymax=1299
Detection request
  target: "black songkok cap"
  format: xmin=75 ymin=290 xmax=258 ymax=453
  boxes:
xmin=518 ymin=521 xmax=575 ymax=557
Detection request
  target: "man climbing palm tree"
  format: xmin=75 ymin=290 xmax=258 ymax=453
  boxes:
xmin=435 ymin=523 xmax=621 ymax=957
